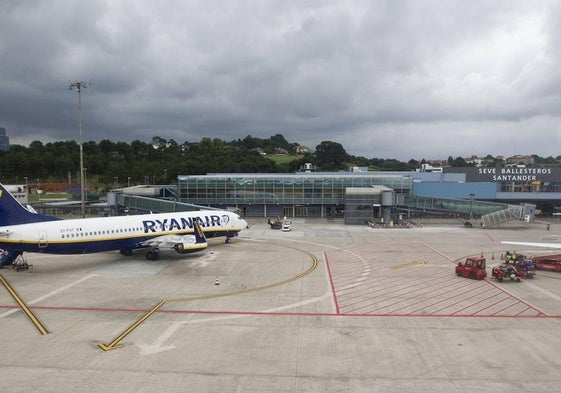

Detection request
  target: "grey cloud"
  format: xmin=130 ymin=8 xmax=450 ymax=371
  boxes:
xmin=2 ymin=1 xmax=561 ymax=161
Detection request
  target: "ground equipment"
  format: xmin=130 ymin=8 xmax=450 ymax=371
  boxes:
xmin=491 ymin=264 xmax=526 ymax=282
xmin=455 ymin=257 xmax=487 ymax=279
xmin=531 ymin=254 xmax=561 ymax=272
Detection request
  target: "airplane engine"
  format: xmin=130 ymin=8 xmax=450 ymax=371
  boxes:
xmin=174 ymin=243 xmax=186 ymax=253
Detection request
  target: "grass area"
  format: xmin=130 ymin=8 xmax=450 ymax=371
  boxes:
xmin=28 ymin=193 xmax=73 ymax=202
xmin=265 ymin=154 xmax=302 ymax=165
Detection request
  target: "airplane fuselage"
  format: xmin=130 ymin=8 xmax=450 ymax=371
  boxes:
xmin=0 ymin=210 xmax=247 ymax=255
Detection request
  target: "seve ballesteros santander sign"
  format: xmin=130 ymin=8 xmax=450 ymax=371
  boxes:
xmin=451 ymin=167 xmax=557 ymax=182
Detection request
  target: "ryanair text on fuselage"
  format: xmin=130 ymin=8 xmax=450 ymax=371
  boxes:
xmin=142 ymin=214 xmax=226 ymax=233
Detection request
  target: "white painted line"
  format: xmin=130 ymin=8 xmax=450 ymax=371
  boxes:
xmin=0 ymin=274 xmax=96 ymax=318
xmin=524 ymin=281 xmax=561 ymax=302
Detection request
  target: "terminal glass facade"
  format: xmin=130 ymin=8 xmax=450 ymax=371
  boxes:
xmin=178 ymin=174 xmax=411 ymax=217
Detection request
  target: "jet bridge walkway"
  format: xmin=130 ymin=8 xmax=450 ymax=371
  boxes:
xmin=397 ymin=195 xmax=528 ymax=227
xmin=117 ymin=194 xmax=222 ymax=215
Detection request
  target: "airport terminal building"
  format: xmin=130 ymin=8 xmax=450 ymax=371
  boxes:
xmin=106 ymin=166 xmax=561 ymax=226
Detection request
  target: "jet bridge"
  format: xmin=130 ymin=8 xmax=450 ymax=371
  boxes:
xmin=397 ymin=195 xmax=533 ymax=226
xmin=109 ymin=193 xmax=222 ymax=216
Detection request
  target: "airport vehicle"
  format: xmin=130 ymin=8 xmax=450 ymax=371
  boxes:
xmin=531 ymin=254 xmax=561 ymax=272
xmin=455 ymin=256 xmax=487 ymax=279
xmin=504 ymin=250 xmax=525 ymax=263
xmin=12 ymin=254 xmax=32 ymax=272
xmin=270 ymin=221 xmax=282 ymax=229
xmin=282 ymin=221 xmax=292 ymax=232
xmin=0 ymin=183 xmax=247 ymax=264
xmin=268 ymin=217 xmax=283 ymax=229
xmin=519 ymin=259 xmax=535 ymax=278
xmin=502 ymin=251 xmax=535 ymax=278
xmin=491 ymin=264 xmax=526 ymax=282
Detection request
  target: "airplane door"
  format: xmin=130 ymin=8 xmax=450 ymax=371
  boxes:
xmin=38 ymin=231 xmax=48 ymax=248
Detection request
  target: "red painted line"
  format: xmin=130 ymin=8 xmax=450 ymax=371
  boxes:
xmin=324 ymin=251 xmax=340 ymax=315
xmin=513 ymin=305 xmax=533 ymax=317
xmin=454 ymin=293 xmax=510 ymax=316
xmin=352 ymin=277 xmax=472 ymax=312
xmin=391 ymin=280 xmax=489 ymax=315
xmin=341 ymin=278 xmax=444 ymax=313
xmin=491 ymin=300 xmax=524 ymax=316
xmin=485 ymin=232 xmax=498 ymax=243
xmin=1 ymin=304 xmax=557 ymax=318
xmin=430 ymin=286 xmax=502 ymax=314
xmin=336 ymin=275 xmax=405 ymax=298
xmin=338 ymin=276 xmax=421 ymax=306
xmin=346 ymin=277 xmax=473 ymax=314
xmin=485 ymin=278 xmax=547 ymax=315
xmin=388 ymin=282 xmax=479 ymax=313
xmin=401 ymin=281 xmax=490 ymax=315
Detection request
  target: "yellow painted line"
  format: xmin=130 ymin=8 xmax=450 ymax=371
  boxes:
xmin=168 ymin=243 xmax=318 ymax=303
xmin=392 ymin=260 xmax=427 ymax=269
xmin=99 ymin=241 xmax=318 ymax=351
xmin=0 ymin=273 xmax=49 ymax=335
xmin=98 ymin=300 xmax=166 ymax=351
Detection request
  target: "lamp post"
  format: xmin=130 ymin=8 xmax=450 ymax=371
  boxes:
xmin=84 ymin=168 xmax=88 ymax=203
xmin=468 ymin=193 xmax=475 ymax=222
xmin=69 ymin=81 xmax=89 ymax=218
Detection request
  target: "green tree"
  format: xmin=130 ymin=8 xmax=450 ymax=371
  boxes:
xmin=315 ymin=141 xmax=348 ymax=171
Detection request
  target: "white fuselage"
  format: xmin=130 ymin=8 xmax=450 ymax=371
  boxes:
xmin=0 ymin=210 xmax=247 ymax=254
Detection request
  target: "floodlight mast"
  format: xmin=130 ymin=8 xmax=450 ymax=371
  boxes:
xmin=68 ymin=81 xmax=89 ymax=218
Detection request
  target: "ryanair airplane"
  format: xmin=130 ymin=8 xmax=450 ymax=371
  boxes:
xmin=0 ymin=184 xmax=248 ymax=265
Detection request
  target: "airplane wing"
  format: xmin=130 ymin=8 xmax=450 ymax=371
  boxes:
xmin=140 ymin=234 xmax=207 ymax=253
xmin=501 ymin=241 xmax=561 ymax=249
xmin=140 ymin=220 xmax=207 ymax=254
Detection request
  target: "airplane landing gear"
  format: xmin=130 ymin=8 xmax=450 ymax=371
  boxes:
xmin=146 ymin=249 xmax=160 ymax=261
xmin=119 ymin=249 xmax=133 ymax=256
xmin=225 ymin=233 xmax=236 ymax=243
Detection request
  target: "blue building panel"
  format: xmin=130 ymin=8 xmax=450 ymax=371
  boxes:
xmin=413 ymin=182 xmax=496 ymax=199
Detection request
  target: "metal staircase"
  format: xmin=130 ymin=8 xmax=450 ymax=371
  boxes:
xmin=480 ymin=205 xmax=526 ymax=227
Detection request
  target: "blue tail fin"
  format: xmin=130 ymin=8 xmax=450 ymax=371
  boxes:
xmin=0 ymin=184 xmax=59 ymax=226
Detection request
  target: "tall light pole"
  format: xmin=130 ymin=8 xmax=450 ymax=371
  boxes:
xmin=69 ymin=81 xmax=89 ymax=218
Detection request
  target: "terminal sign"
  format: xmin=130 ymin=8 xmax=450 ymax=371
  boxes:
xmin=476 ymin=167 xmax=553 ymax=182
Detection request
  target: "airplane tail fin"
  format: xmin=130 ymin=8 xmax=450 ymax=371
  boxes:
xmin=0 ymin=184 xmax=60 ymax=226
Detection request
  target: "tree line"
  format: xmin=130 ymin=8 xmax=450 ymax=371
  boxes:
xmin=2 ymin=133 xmax=558 ymax=191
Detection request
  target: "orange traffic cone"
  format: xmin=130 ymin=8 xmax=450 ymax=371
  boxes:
xmin=214 ymin=277 xmax=220 ymax=286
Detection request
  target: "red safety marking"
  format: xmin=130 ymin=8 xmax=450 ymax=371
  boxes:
xmin=324 ymin=251 xmax=340 ymax=315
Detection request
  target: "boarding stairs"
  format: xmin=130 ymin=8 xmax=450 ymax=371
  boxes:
xmin=480 ymin=205 xmax=526 ymax=227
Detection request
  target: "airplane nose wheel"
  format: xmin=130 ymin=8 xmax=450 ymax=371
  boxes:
xmin=146 ymin=249 xmax=160 ymax=261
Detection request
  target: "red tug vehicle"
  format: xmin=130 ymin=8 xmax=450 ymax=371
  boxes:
xmin=456 ymin=257 xmax=487 ymax=279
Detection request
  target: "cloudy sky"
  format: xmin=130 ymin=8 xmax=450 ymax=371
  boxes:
xmin=1 ymin=0 xmax=561 ymax=161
